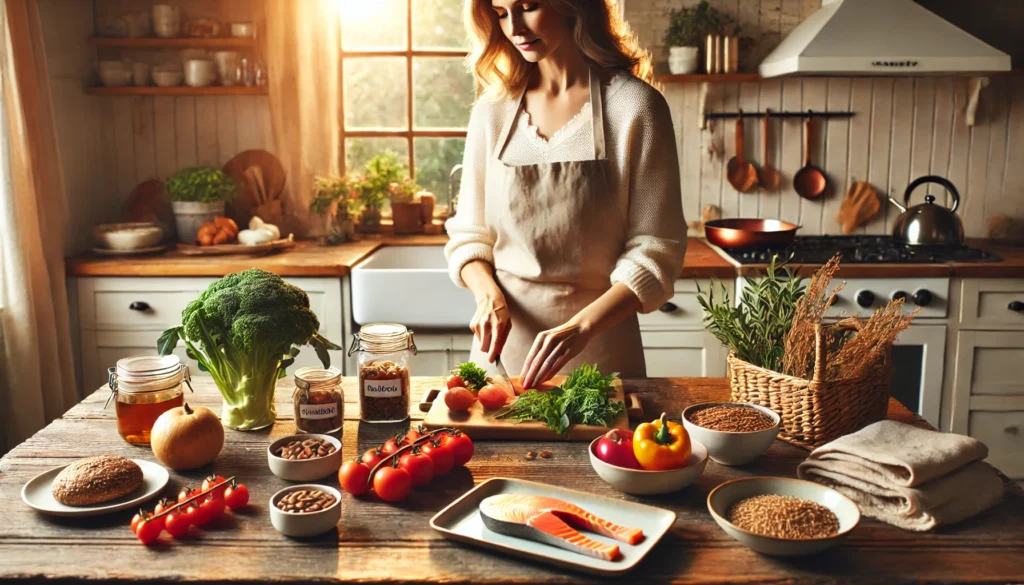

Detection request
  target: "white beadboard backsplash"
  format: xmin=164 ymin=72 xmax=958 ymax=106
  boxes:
xmin=625 ymin=0 xmax=1024 ymax=237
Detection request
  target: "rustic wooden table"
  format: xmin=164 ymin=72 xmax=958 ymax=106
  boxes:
xmin=1 ymin=378 xmax=1021 ymax=584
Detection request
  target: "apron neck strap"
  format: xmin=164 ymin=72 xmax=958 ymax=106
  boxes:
xmin=495 ymin=66 xmax=607 ymax=161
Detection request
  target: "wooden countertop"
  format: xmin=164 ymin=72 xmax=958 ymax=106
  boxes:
xmin=1 ymin=377 xmax=1021 ymax=584
xmin=66 ymin=237 xmax=736 ymax=279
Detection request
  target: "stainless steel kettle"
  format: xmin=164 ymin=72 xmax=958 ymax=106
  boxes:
xmin=889 ymin=175 xmax=964 ymax=247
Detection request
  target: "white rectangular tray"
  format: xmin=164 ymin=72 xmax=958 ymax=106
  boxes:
xmin=429 ymin=477 xmax=677 ymax=576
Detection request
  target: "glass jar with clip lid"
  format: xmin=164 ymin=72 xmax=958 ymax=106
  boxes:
xmin=106 ymin=354 xmax=193 ymax=444
xmin=348 ymin=323 xmax=416 ymax=423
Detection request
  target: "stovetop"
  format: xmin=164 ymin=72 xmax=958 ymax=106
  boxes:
xmin=721 ymin=236 xmax=1002 ymax=265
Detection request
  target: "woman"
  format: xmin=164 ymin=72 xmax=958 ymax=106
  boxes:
xmin=445 ymin=0 xmax=686 ymax=389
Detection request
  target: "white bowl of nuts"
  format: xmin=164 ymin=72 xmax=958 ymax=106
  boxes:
xmin=269 ymin=484 xmax=341 ymax=538
xmin=707 ymin=476 xmax=860 ymax=556
xmin=682 ymin=402 xmax=780 ymax=466
xmin=267 ymin=434 xmax=342 ymax=482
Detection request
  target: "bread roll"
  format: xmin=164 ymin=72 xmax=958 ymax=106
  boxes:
xmin=51 ymin=455 xmax=144 ymax=506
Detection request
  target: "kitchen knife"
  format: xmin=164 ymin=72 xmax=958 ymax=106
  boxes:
xmin=493 ymin=354 xmax=516 ymax=395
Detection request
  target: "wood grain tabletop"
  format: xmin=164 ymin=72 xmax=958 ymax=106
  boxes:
xmin=1 ymin=377 xmax=1021 ymax=584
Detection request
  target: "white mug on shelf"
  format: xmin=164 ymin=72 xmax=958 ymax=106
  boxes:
xmin=213 ymin=51 xmax=240 ymax=86
xmin=184 ymin=59 xmax=216 ymax=88
xmin=152 ymin=4 xmax=181 ymax=38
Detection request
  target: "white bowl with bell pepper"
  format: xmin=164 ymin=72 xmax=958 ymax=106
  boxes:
xmin=589 ymin=413 xmax=708 ymax=495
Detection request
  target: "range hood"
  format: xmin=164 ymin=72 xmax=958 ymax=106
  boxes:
xmin=759 ymin=0 xmax=1011 ymax=78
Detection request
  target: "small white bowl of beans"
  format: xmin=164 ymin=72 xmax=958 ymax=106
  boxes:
xmin=267 ymin=434 xmax=342 ymax=482
xmin=269 ymin=484 xmax=341 ymax=538
xmin=707 ymin=476 xmax=860 ymax=556
xmin=682 ymin=402 xmax=780 ymax=466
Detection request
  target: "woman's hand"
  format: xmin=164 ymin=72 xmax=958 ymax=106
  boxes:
xmin=519 ymin=320 xmax=594 ymax=390
xmin=470 ymin=290 xmax=512 ymax=363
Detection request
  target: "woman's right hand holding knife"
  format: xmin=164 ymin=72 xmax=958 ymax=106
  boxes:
xmin=461 ymin=259 xmax=512 ymax=364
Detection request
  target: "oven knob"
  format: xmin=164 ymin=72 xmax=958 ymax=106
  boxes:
xmin=856 ymin=290 xmax=875 ymax=308
xmin=892 ymin=290 xmax=908 ymax=302
xmin=1010 ymin=301 xmax=1024 ymax=313
xmin=913 ymin=289 xmax=933 ymax=307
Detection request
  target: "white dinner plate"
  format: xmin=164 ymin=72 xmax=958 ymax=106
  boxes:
xmin=21 ymin=459 xmax=169 ymax=517
xmin=92 ymin=245 xmax=166 ymax=256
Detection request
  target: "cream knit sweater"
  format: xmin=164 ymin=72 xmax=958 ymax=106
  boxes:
xmin=444 ymin=71 xmax=686 ymax=314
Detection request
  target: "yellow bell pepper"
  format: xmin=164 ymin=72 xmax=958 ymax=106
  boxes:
xmin=632 ymin=412 xmax=691 ymax=471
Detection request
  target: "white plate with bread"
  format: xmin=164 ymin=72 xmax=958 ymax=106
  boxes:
xmin=21 ymin=456 xmax=169 ymax=517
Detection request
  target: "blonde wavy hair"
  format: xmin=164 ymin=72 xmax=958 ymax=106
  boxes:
xmin=464 ymin=0 xmax=655 ymax=99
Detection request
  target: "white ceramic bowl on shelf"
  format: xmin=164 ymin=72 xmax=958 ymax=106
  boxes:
xmin=682 ymin=402 xmax=780 ymax=466
xmin=152 ymin=69 xmax=184 ymax=87
xmin=267 ymin=434 xmax=343 ymax=482
xmin=269 ymin=484 xmax=341 ymax=538
xmin=93 ymin=222 xmax=164 ymax=251
xmin=184 ymin=59 xmax=216 ymax=88
xmin=99 ymin=68 xmax=132 ymax=87
xmin=707 ymin=476 xmax=861 ymax=556
xmin=588 ymin=436 xmax=708 ymax=495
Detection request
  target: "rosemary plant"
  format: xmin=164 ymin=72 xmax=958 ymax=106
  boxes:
xmin=696 ymin=255 xmax=806 ymax=372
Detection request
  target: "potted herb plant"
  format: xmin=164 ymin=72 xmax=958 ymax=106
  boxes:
xmin=353 ymin=152 xmax=405 ymax=234
xmin=664 ymin=0 xmax=737 ymax=74
xmin=166 ymin=166 xmax=237 ymax=243
xmin=310 ymin=175 xmax=357 ymax=245
xmin=390 ymin=176 xmax=424 ymax=235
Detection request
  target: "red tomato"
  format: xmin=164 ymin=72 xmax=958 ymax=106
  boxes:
xmin=594 ymin=428 xmax=642 ymax=469
xmin=164 ymin=510 xmax=190 ymax=538
xmin=202 ymin=475 xmax=228 ymax=499
xmin=373 ymin=464 xmax=413 ymax=502
xmin=184 ymin=503 xmax=208 ymax=526
xmin=381 ymin=437 xmax=401 ymax=456
xmin=446 ymin=375 xmax=465 ymax=390
xmin=177 ymin=487 xmax=194 ymax=505
xmin=421 ymin=439 xmax=455 ymax=476
xmin=361 ymin=448 xmax=384 ymax=468
xmin=130 ymin=511 xmax=146 ymax=534
xmin=444 ymin=387 xmax=476 ymax=412
xmin=224 ymin=482 xmax=250 ymax=510
xmin=398 ymin=449 xmax=435 ymax=487
xmin=338 ymin=461 xmax=372 ymax=495
xmin=443 ymin=432 xmax=475 ymax=467
xmin=135 ymin=518 xmax=163 ymax=545
xmin=404 ymin=429 xmax=422 ymax=443
xmin=200 ymin=494 xmax=225 ymax=522
xmin=478 ymin=385 xmax=509 ymax=410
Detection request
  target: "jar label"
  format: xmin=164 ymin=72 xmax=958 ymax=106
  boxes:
xmin=363 ymin=378 xmax=402 ymax=398
xmin=299 ymin=402 xmax=339 ymax=420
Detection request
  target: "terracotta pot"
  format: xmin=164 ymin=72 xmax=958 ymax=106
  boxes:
xmin=419 ymin=193 xmax=435 ymax=224
xmin=392 ymin=201 xmax=424 ymax=235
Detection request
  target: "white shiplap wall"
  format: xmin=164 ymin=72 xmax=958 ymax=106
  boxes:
xmin=627 ymin=0 xmax=1024 ymax=237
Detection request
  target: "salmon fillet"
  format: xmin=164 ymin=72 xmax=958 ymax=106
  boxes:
xmin=479 ymin=494 xmax=644 ymax=561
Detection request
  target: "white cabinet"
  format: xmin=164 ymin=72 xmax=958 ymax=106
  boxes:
xmin=641 ymin=330 xmax=727 ymax=377
xmin=639 ymin=279 xmax=730 ymax=378
xmin=76 ymin=276 xmax=344 ymax=390
xmin=406 ymin=332 xmax=474 ymax=376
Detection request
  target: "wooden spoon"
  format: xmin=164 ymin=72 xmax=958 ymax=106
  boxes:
xmin=726 ymin=111 xmax=759 ymax=193
xmin=757 ymin=109 xmax=780 ymax=191
xmin=794 ymin=117 xmax=827 ymax=200
xmin=837 ymin=180 xmax=880 ymax=234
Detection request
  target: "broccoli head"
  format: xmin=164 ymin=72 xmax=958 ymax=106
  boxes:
xmin=158 ymin=268 xmax=341 ymax=430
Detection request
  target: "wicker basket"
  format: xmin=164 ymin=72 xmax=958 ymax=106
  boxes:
xmin=727 ymin=323 xmax=893 ymax=450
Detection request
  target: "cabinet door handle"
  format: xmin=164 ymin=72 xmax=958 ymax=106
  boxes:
xmin=129 ymin=301 xmax=151 ymax=312
xmin=1009 ymin=301 xmax=1024 ymax=312
xmin=659 ymin=302 xmax=678 ymax=313
xmin=1005 ymin=425 xmax=1019 ymax=435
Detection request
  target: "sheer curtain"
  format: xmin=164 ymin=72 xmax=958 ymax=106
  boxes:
xmin=0 ymin=0 xmax=77 ymax=455
xmin=263 ymin=0 xmax=343 ymax=236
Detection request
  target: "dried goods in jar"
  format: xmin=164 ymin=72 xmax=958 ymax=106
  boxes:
xmin=293 ymin=367 xmax=344 ymax=434
xmin=359 ymin=360 xmax=411 ymax=423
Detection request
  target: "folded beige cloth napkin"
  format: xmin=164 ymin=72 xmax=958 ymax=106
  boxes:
xmin=797 ymin=420 xmax=1003 ymax=531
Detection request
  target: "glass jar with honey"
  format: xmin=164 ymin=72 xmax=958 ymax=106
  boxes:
xmin=107 ymin=355 xmax=191 ymax=444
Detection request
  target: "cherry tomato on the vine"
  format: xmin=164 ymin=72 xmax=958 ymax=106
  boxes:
xmin=443 ymin=432 xmax=475 ymax=467
xmin=421 ymin=438 xmax=455 ymax=476
xmin=202 ymin=475 xmax=228 ymax=499
xmin=338 ymin=461 xmax=372 ymax=495
xmin=381 ymin=437 xmax=401 ymax=456
xmin=361 ymin=448 xmax=384 ymax=468
xmin=373 ymin=462 xmax=413 ymax=502
xmin=398 ymin=448 xmax=435 ymax=487
xmin=164 ymin=510 xmax=190 ymax=539
xmin=200 ymin=494 xmax=225 ymax=523
xmin=224 ymin=482 xmax=250 ymax=509
xmin=135 ymin=518 xmax=163 ymax=545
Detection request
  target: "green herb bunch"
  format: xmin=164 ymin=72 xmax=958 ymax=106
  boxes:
xmin=310 ymin=175 xmax=358 ymax=217
xmin=497 ymin=364 xmax=623 ymax=435
xmin=453 ymin=361 xmax=489 ymax=392
xmin=166 ymin=166 xmax=237 ymax=203
xmin=696 ymin=255 xmax=806 ymax=372
xmin=352 ymin=151 xmax=408 ymax=212
xmin=664 ymin=0 xmax=739 ymax=47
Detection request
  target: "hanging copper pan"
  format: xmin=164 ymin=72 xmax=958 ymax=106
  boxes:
xmin=704 ymin=218 xmax=801 ymax=249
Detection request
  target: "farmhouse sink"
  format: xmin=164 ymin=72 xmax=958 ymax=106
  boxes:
xmin=351 ymin=246 xmax=475 ymax=328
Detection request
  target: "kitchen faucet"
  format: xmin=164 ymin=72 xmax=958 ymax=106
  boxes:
xmin=445 ymin=164 xmax=463 ymax=225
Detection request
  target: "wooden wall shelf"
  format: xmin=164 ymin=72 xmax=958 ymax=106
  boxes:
xmin=88 ymin=37 xmax=256 ymax=49
xmin=85 ymin=86 xmax=266 ymax=96
xmin=658 ymin=73 xmax=761 ymax=83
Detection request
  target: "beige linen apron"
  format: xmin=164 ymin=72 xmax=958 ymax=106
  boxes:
xmin=468 ymin=67 xmax=647 ymax=379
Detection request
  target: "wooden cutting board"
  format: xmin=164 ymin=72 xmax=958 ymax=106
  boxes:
xmin=418 ymin=377 xmax=642 ymax=441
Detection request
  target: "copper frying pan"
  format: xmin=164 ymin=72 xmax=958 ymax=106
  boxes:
xmin=704 ymin=218 xmax=801 ymax=249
